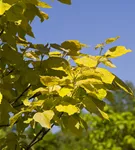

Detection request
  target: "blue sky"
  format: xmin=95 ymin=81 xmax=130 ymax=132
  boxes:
xmin=30 ymin=0 xmax=135 ymax=84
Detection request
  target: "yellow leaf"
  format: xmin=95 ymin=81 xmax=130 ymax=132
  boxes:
xmin=38 ymin=11 xmax=49 ymax=22
xmin=82 ymin=84 xmax=107 ymax=100
xmin=74 ymin=56 xmax=98 ymax=68
xmin=33 ymin=110 xmax=54 ymax=129
xmin=24 ymin=51 xmax=40 ymax=60
xmin=97 ymin=108 xmax=109 ymax=120
xmin=76 ymin=78 xmax=103 ymax=86
xmin=23 ymin=99 xmax=31 ymax=106
xmin=105 ymin=36 xmax=120 ymax=44
xmin=0 ymin=1 xmax=11 ymax=15
xmin=97 ymin=56 xmax=116 ymax=68
xmin=58 ymin=87 xmax=72 ymax=97
xmin=31 ymin=87 xmax=48 ymax=96
xmin=31 ymin=100 xmax=45 ymax=107
xmin=49 ymin=51 xmax=62 ymax=57
xmin=40 ymin=76 xmax=60 ymax=86
xmin=55 ymin=104 xmax=80 ymax=115
xmin=38 ymin=1 xmax=52 ymax=8
xmin=24 ymin=118 xmax=33 ymax=124
xmin=96 ymin=68 xmax=115 ymax=84
xmin=95 ymin=43 xmax=104 ymax=50
xmin=105 ymin=46 xmax=132 ymax=58
xmin=0 ymin=92 xmax=3 ymax=104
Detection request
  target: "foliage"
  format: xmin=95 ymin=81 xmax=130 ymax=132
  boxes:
xmin=0 ymin=0 xmax=133 ymax=149
xmin=34 ymin=110 xmax=135 ymax=150
xmin=34 ymin=84 xmax=135 ymax=150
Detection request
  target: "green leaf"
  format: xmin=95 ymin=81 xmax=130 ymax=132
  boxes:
xmin=58 ymin=0 xmax=71 ymax=5
xmin=105 ymin=46 xmax=132 ymax=58
xmin=30 ymin=44 xmax=50 ymax=54
xmin=82 ymin=96 xmax=108 ymax=119
xmin=0 ymin=92 xmax=3 ymax=104
xmin=10 ymin=111 xmax=23 ymax=127
xmin=62 ymin=115 xmax=84 ymax=135
xmin=5 ymin=2 xmax=25 ymax=21
xmin=0 ymin=1 xmax=11 ymax=15
xmin=50 ymin=43 xmax=68 ymax=52
xmin=24 ymin=51 xmax=40 ymax=60
xmin=106 ymin=91 xmax=115 ymax=102
xmin=113 ymin=75 xmax=133 ymax=95
xmin=105 ymin=36 xmax=120 ymax=44
xmin=61 ymin=40 xmax=87 ymax=55
xmin=33 ymin=110 xmax=54 ymax=128
xmin=56 ymin=104 xmax=80 ymax=115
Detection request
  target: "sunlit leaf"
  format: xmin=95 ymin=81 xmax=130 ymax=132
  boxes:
xmin=97 ymin=56 xmax=116 ymax=68
xmin=105 ymin=36 xmax=120 ymax=44
xmin=105 ymin=46 xmax=132 ymax=58
xmin=96 ymin=68 xmax=115 ymax=84
xmin=0 ymin=1 xmax=11 ymax=15
xmin=0 ymin=92 xmax=3 ymax=104
xmin=56 ymin=104 xmax=80 ymax=115
xmin=38 ymin=1 xmax=52 ymax=8
xmin=95 ymin=43 xmax=104 ymax=50
xmin=58 ymin=87 xmax=72 ymax=97
xmin=40 ymin=76 xmax=60 ymax=86
xmin=33 ymin=110 xmax=54 ymax=128
xmin=73 ymin=55 xmax=98 ymax=68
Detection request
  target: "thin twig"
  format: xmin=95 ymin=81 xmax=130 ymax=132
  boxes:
xmin=0 ymin=29 xmax=4 ymax=37
xmin=30 ymin=124 xmax=55 ymax=148
xmin=26 ymin=113 xmax=63 ymax=150
xmin=11 ymin=84 xmax=31 ymax=105
xmin=0 ymin=124 xmax=10 ymax=128
xmin=25 ymin=128 xmax=45 ymax=150
xmin=14 ymin=91 xmax=42 ymax=108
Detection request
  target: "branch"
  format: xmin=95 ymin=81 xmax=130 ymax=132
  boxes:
xmin=25 ymin=128 xmax=45 ymax=150
xmin=0 ymin=29 xmax=4 ymax=37
xmin=11 ymin=84 xmax=31 ymax=105
xmin=25 ymin=113 xmax=63 ymax=150
xmin=13 ymin=91 xmax=42 ymax=108
xmin=0 ymin=124 xmax=10 ymax=128
xmin=31 ymin=124 xmax=54 ymax=148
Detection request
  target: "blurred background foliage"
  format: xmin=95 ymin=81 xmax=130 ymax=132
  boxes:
xmin=0 ymin=81 xmax=135 ymax=150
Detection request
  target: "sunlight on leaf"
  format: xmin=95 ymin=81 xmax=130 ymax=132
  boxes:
xmin=105 ymin=36 xmax=120 ymax=44
xmin=105 ymin=46 xmax=132 ymax=58
xmin=33 ymin=110 xmax=54 ymax=128
xmin=0 ymin=92 xmax=3 ymax=104
xmin=56 ymin=104 xmax=80 ymax=115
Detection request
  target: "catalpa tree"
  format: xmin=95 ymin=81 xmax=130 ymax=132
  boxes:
xmin=0 ymin=0 xmax=133 ymax=149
